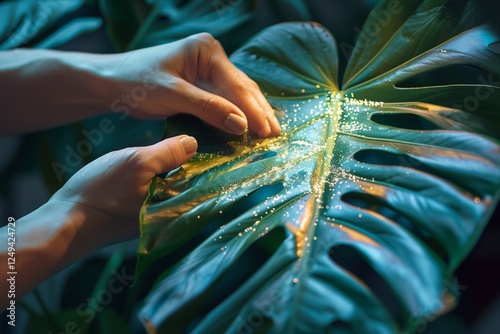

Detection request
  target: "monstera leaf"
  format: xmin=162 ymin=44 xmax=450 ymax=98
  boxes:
xmin=137 ymin=0 xmax=500 ymax=332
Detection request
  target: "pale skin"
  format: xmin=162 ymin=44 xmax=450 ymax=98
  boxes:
xmin=0 ymin=33 xmax=281 ymax=310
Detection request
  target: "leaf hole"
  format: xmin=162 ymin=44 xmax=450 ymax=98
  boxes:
xmin=329 ymin=320 xmax=351 ymax=333
xmin=328 ymin=245 xmax=405 ymax=328
xmin=157 ymin=14 xmax=170 ymax=22
xmin=353 ymin=150 xmax=423 ymax=170
xmin=370 ymin=113 xmax=439 ymax=130
xmin=395 ymin=64 xmax=490 ymax=88
xmin=341 ymin=192 xmax=450 ymax=265
xmin=248 ymin=151 xmax=277 ymax=163
xmin=195 ymin=227 xmax=287 ymax=328
xmin=341 ymin=192 xmax=414 ymax=233
xmin=488 ymin=42 xmax=500 ymax=54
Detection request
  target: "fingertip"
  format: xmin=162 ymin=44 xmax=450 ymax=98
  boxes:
xmin=146 ymin=135 xmax=197 ymax=174
xmin=256 ymin=123 xmax=271 ymax=138
xmin=268 ymin=112 xmax=282 ymax=136
xmin=223 ymin=113 xmax=248 ymax=135
xmin=179 ymin=135 xmax=198 ymax=155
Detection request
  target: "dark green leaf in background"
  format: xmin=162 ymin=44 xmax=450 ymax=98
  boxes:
xmin=100 ymin=0 xmax=258 ymax=51
xmin=0 ymin=0 xmax=102 ymax=50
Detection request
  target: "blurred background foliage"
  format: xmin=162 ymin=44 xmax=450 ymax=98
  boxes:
xmin=0 ymin=0 xmax=499 ymax=333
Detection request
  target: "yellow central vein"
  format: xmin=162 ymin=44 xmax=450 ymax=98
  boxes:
xmin=294 ymin=93 xmax=341 ymax=258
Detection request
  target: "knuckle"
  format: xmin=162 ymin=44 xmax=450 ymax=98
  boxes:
xmin=196 ymin=32 xmax=216 ymax=43
xmin=189 ymin=32 xmax=219 ymax=50
xmin=245 ymin=77 xmax=259 ymax=89
xmin=184 ymin=33 xmax=222 ymax=71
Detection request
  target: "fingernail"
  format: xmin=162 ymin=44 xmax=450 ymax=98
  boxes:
xmin=224 ymin=114 xmax=247 ymax=135
xmin=180 ymin=136 xmax=197 ymax=155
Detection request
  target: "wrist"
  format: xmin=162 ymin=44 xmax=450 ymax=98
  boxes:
xmin=45 ymin=197 xmax=116 ymax=255
xmin=0 ymin=49 xmax=119 ymax=134
xmin=51 ymin=50 xmax=119 ymax=116
xmin=6 ymin=200 xmax=89 ymax=296
xmin=33 ymin=199 xmax=93 ymax=264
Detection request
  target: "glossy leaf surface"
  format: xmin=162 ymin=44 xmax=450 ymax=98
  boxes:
xmin=100 ymin=0 xmax=257 ymax=51
xmin=138 ymin=0 xmax=500 ymax=332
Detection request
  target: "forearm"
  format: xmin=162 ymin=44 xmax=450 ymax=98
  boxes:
xmin=0 ymin=49 xmax=118 ymax=135
xmin=0 ymin=200 xmax=97 ymax=310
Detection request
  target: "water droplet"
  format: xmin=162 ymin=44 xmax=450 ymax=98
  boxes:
xmin=293 ymin=278 xmax=299 ymax=283
xmin=474 ymin=196 xmax=480 ymax=203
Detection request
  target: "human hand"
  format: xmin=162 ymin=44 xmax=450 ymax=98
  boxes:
xmin=108 ymin=33 xmax=281 ymax=138
xmin=49 ymin=135 xmax=198 ymax=251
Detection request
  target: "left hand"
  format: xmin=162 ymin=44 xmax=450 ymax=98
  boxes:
xmin=50 ymin=135 xmax=198 ymax=251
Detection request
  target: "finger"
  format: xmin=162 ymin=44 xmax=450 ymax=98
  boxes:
xmin=171 ymin=80 xmax=249 ymax=135
xmin=187 ymin=34 xmax=281 ymax=137
xmin=245 ymin=75 xmax=282 ymax=136
xmin=142 ymin=135 xmax=198 ymax=175
xmin=203 ymin=51 xmax=282 ymax=137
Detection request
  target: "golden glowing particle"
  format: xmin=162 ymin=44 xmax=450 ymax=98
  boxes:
xmin=293 ymin=278 xmax=299 ymax=283
xmin=315 ymin=84 xmax=321 ymax=88
xmin=474 ymin=196 xmax=480 ymax=203
xmin=301 ymin=89 xmax=305 ymax=93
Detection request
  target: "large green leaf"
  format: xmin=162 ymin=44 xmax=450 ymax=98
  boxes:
xmin=100 ymin=0 xmax=258 ymax=51
xmin=137 ymin=0 xmax=500 ymax=332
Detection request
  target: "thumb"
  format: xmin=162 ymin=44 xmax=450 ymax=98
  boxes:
xmin=171 ymin=80 xmax=249 ymax=135
xmin=141 ymin=135 xmax=198 ymax=175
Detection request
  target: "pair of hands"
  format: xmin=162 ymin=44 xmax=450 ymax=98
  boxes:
xmin=51 ymin=33 xmax=281 ymax=252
